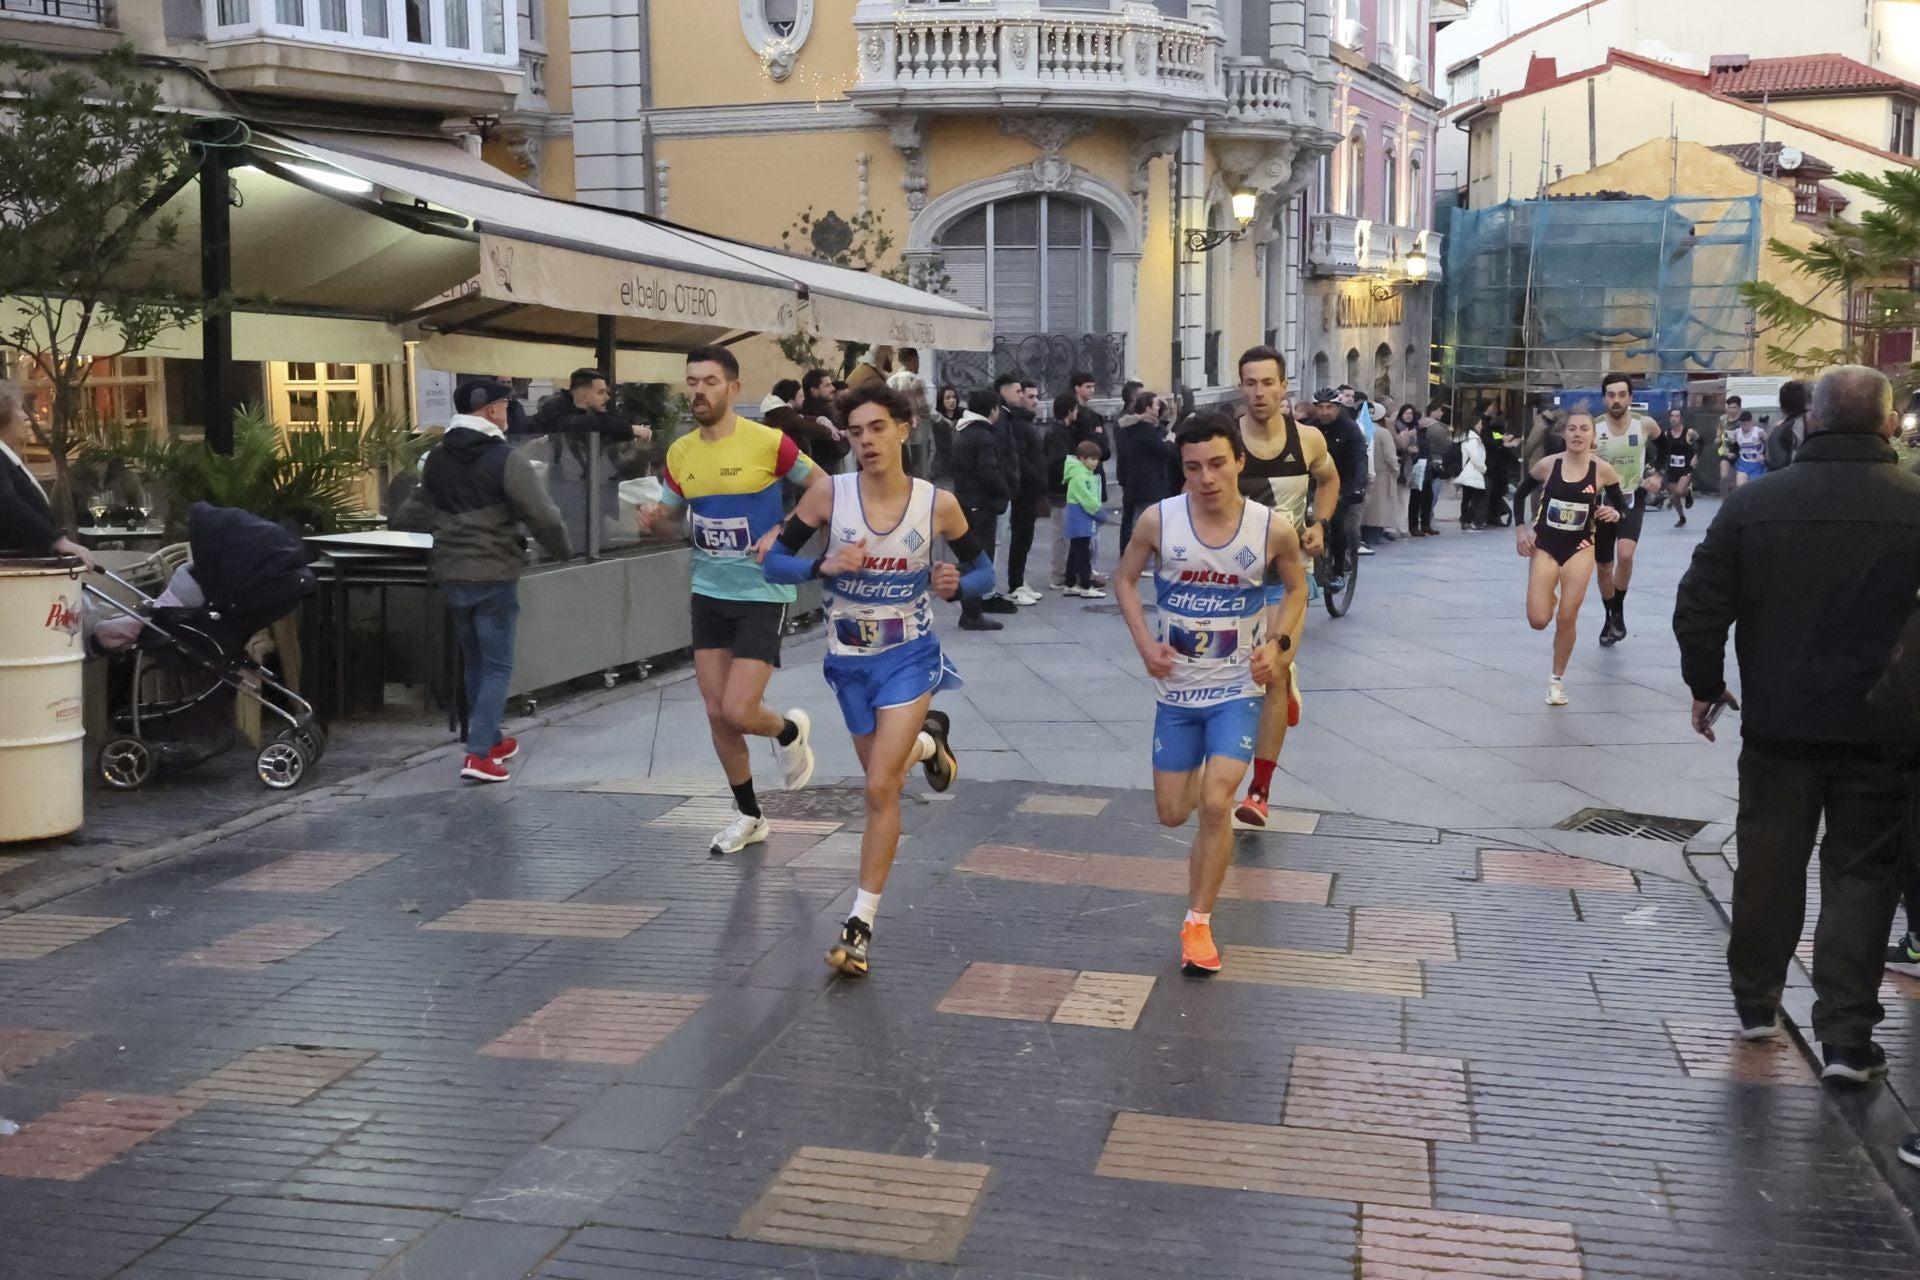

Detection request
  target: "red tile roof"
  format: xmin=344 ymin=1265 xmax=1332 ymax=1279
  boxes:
xmin=1710 ymin=54 xmax=1920 ymax=101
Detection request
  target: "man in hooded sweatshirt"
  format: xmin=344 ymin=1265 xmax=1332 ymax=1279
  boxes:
xmin=394 ymin=379 xmax=572 ymax=783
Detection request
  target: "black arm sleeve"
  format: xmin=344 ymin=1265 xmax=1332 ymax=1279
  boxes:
xmin=1512 ymin=469 xmax=1542 ymax=524
xmin=948 ymin=530 xmax=984 ymax=564
xmin=1602 ymin=482 xmax=1627 ymax=514
xmin=775 ymin=513 xmax=819 ymax=554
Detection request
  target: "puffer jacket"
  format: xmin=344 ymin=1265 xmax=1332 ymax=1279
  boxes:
xmin=393 ymin=416 xmax=571 ymax=582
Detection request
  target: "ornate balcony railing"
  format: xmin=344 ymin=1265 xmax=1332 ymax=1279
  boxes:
xmin=0 ymin=0 xmax=107 ymax=22
xmin=939 ymin=331 xmax=1129 ymax=399
xmin=852 ymin=1 xmax=1225 ymax=119
xmin=1223 ymin=59 xmax=1295 ymax=123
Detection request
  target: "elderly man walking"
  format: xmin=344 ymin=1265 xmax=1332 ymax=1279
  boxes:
xmin=1674 ymin=366 xmax=1920 ymax=1083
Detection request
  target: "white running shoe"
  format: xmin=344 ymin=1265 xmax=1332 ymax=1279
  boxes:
xmin=1011 ymin=586 xmax=1043 ymax=606
xmin=777 ymin=708 xmax=815 ymax=790
xmin=1079 ymin=588 xmax=1107 ymax=599
xmin=1546 ymin=678 xmax=1568 ymax=707
xmin=711 ymin=810 xmax=770 ymax=855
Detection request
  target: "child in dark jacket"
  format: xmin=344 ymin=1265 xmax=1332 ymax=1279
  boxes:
xmin=1062 ymin=441 xmax=1110 ymax=597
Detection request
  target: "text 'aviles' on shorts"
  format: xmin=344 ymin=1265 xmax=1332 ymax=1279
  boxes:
xmin=1151 ymin=695 xmax=1264 ymax=774
xmin=690 ymin=593 xmax=787 ymax=667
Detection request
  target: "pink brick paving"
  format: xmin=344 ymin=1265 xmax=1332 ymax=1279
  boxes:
xmin=0 ymin=1092 xmax=202 ymax=1181
xmin=479 ymin=988 xmax=706 ymax=1065
xmin=1359 ymin=1205 xmax=1584 ymax=1279
xmin=171 ymin=922 xmax=340 ymax=970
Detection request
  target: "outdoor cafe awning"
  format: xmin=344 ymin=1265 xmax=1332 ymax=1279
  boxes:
xmin=132 ymin=123 xmax=992 ymax=366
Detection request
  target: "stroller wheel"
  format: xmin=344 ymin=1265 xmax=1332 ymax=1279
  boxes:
xmin=99 ymin=738 xmax=156 ymax=790
xmin=293 ymin=724 xmax=326 ymax=766
xmin=256 ymin=737 xmax=308 ymax=790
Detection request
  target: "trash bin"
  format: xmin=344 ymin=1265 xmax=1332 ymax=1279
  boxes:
xmin=0 ymin=559 xmax=87 ymax=841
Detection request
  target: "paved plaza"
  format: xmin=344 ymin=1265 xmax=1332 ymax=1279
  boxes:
xmin=5 ymin=503 xmax=1920 ymax=1278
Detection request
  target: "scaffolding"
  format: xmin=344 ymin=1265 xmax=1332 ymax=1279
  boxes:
xmin=1438 ymin=193 xmax=1761 ymax=394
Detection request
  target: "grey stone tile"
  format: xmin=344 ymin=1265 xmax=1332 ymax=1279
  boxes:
xmin=372 ymin=1218 xmax=567 ymax=1279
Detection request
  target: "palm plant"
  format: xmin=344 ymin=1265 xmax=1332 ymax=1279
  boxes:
xmin=1742 ymin=168 xmax=1920 ymax=393
xmin=104 ymin=405 xmax=373 ymax=537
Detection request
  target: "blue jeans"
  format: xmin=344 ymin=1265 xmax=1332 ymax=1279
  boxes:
xmin=443 ymin=580 xmax=520 ymax=757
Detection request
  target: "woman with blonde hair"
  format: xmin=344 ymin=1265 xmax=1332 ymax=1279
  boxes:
xmin=1514 ymin=404 xmax=1623 ymax=707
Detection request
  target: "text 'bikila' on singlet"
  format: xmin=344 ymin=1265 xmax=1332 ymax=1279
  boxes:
xmin=1238 ymin=416 xmax=1310 ymax=528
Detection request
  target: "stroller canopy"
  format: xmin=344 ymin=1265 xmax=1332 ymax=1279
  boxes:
xmin=187 ymin=503 xmax=316 ymax=621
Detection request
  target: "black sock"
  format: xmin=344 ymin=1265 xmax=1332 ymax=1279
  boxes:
xmin=1613 ymin=589 xmax=1627 ymax=623
xmin=776 ymin=718 xmax=799 ymax=747
xmin=731 ymin=779 xmax=761 ymax=819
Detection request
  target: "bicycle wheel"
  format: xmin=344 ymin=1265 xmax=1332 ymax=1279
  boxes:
xmin=1323 ymin=545 xmax=1357 ymax=618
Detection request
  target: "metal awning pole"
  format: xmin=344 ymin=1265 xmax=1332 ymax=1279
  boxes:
xmin=199 ymin=125 xmax=234 ymax=455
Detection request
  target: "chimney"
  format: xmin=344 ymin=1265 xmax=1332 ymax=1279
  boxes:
xmin=1709 ymin=54 xmax=1752 ymax=73
xmin=1524 ymin=55 xmax=1559 ymax=91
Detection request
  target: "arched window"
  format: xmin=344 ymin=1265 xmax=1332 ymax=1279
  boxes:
xmin=938 ymin=194 xmax=1112 ymax=337
xmin=762 ymin=0 xmax=799 ymax=36
xmin=1346 ymin=348 xmax=1361 ymax=388
xmin=1345 ymin=128 xmax=1366 ymax=219
xmin=1408 ymin=153 xmax=1423 ymax=228
xmin=1312 ymin=351 xmax=1331 ymax=392
xmin=1315 ymin=152 xmax=1333 ymax=214
xmin=1383 ymin=142 xmax=1399 ymax=225
xmin=1374 ymin=341 xmax=1394 ymax=402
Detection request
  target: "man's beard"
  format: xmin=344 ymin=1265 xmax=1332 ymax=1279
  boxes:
xmin=693 ymin=401 xmax=726 ymax=425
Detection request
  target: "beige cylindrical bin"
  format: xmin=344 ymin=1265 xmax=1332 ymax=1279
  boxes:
xmin=0 ymin=560 xmax=87 ymax=841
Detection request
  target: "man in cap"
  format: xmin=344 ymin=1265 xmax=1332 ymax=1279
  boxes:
xmin=394 ymin=378 xmax=571 ymax=783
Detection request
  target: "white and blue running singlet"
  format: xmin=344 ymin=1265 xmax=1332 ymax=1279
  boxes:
xmin=1151 ymin=494 xmax=1274 ymax=707
xmin=823 ymin=472 xmax=938 ymax=658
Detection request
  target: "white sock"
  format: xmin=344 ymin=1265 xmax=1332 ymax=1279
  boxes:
xmin=853 ymin=889 xmax=882 ymax=926
xmin=909 ymin=732 xmax=935 ymax=766
xmin=1184 ymin=909 xmax=1210 ymax=926
xmin=1550 ymin=672 xmax=1564 ymax=684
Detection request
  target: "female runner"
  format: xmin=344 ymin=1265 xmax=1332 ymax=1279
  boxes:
xmin=760 ymin=383 xmax=995 ymax=977
xmin=1515 ymin=407 xmax=1624 ymax=706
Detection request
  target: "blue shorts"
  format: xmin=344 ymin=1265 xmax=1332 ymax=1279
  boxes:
xmin=1735 ymin=459 xmax=1766 ymax=481
xmin=822 ymin=635 xmax=962 ymax=737
xmin=1151 ymin=696 xmax=1263 ymax=774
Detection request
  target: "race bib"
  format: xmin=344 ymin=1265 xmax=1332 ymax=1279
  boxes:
xmin=1168 ymin=620 xmax=1243 ymax=665
xmin=1544 ymin=498 xmax=1589 ymax=532
xmin=835 ymin=616 xmax=910 ymax=651
xmin=690 ymin=513 xmax=752 ymax=557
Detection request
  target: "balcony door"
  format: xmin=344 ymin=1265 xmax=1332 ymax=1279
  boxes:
xmin=938 ymin=194 xmax=1123 ymax=394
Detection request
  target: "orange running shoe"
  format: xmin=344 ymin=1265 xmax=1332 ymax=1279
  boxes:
xmin=1286 ymin=666 xmax=1303 ymax=728
xmin=1181 ymin=921 xmax=1221 ymax=975
xmin=1234 ymin=793 xmax=1269 ymax=828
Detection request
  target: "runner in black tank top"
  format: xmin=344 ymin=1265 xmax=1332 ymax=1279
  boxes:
xmin=1515 ymin=408 xmax=1624 ymax=707
xmin=1230 ymin=349 xmax=1339 ymax=831
xmin=1532 ymin=457 xmax=1597 ymax=566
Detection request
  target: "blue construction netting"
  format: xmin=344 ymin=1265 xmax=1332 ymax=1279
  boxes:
xmin=1439 ymin=193 xmax=1761 ymax=391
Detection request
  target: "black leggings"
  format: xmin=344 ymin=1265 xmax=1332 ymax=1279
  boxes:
xmin=1459 ymin=486 xmax=1485 ymax=527
xmin=1066 ymin=537 xmax=1093 ymax=589
xmin=1407 ymin=481 xmax=1434 ymax=534
xmin=962 ymin=505 xmax=999 ymax=620
xmin=1007 ymin=498 xmax=1039 ymax=591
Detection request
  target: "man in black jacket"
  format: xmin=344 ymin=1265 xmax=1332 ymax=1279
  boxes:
xmin=951 ymin=390 xmax=1011 ymax=631
xmin=528 ymin=368 xmax=649 ymax=444
xmin=994 ymin=373 xmax=1046 ymax=606
xmin=1673 ymin=365 xmax=1920 ymax=1083
xmin=395 ymin=379 xmax=571 ymax=784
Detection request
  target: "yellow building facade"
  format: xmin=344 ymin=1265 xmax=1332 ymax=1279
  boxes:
xmin=613 ymin=0 xmax=1444 ymax=405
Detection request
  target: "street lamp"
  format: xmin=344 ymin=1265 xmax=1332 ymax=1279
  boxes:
xmin=1371 ymin=245 xmax=1432 ymax=300
xmin=1185 ymin=190 xmax=1259 ymax=253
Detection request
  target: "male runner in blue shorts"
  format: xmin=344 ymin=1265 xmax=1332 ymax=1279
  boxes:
xmin=1113 ymin=413 xmax=1307 ymax=975
xmin=762 ymin=384 xmax=994 ymax=975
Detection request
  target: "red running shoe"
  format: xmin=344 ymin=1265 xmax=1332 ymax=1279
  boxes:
xmin=489 ymin=736 xmax=519 ymax=763
xmin=460 ymin=753 xmax=510 ymax=783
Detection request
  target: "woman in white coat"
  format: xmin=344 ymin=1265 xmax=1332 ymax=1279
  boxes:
xmin=1453 ymin=420 xmax=1488 ymax=530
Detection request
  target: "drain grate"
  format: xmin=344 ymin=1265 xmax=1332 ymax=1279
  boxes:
xmin=1557 ymin=808 xmax=1706 ymax=843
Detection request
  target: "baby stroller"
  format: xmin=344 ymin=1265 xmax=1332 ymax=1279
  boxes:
xmin=84 ymin=503 xmax=324 ymax=791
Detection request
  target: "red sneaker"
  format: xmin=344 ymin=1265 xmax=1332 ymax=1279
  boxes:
xmin=489 ymin=737 xmax=519 ymax=763
xmin=460 ymin=753 xmax=510 ymax=783
xmin=1180 ymin=921 xmax=1222 ymax=975
xmin=1234 ymin=792 xmax=1269 ymax=828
